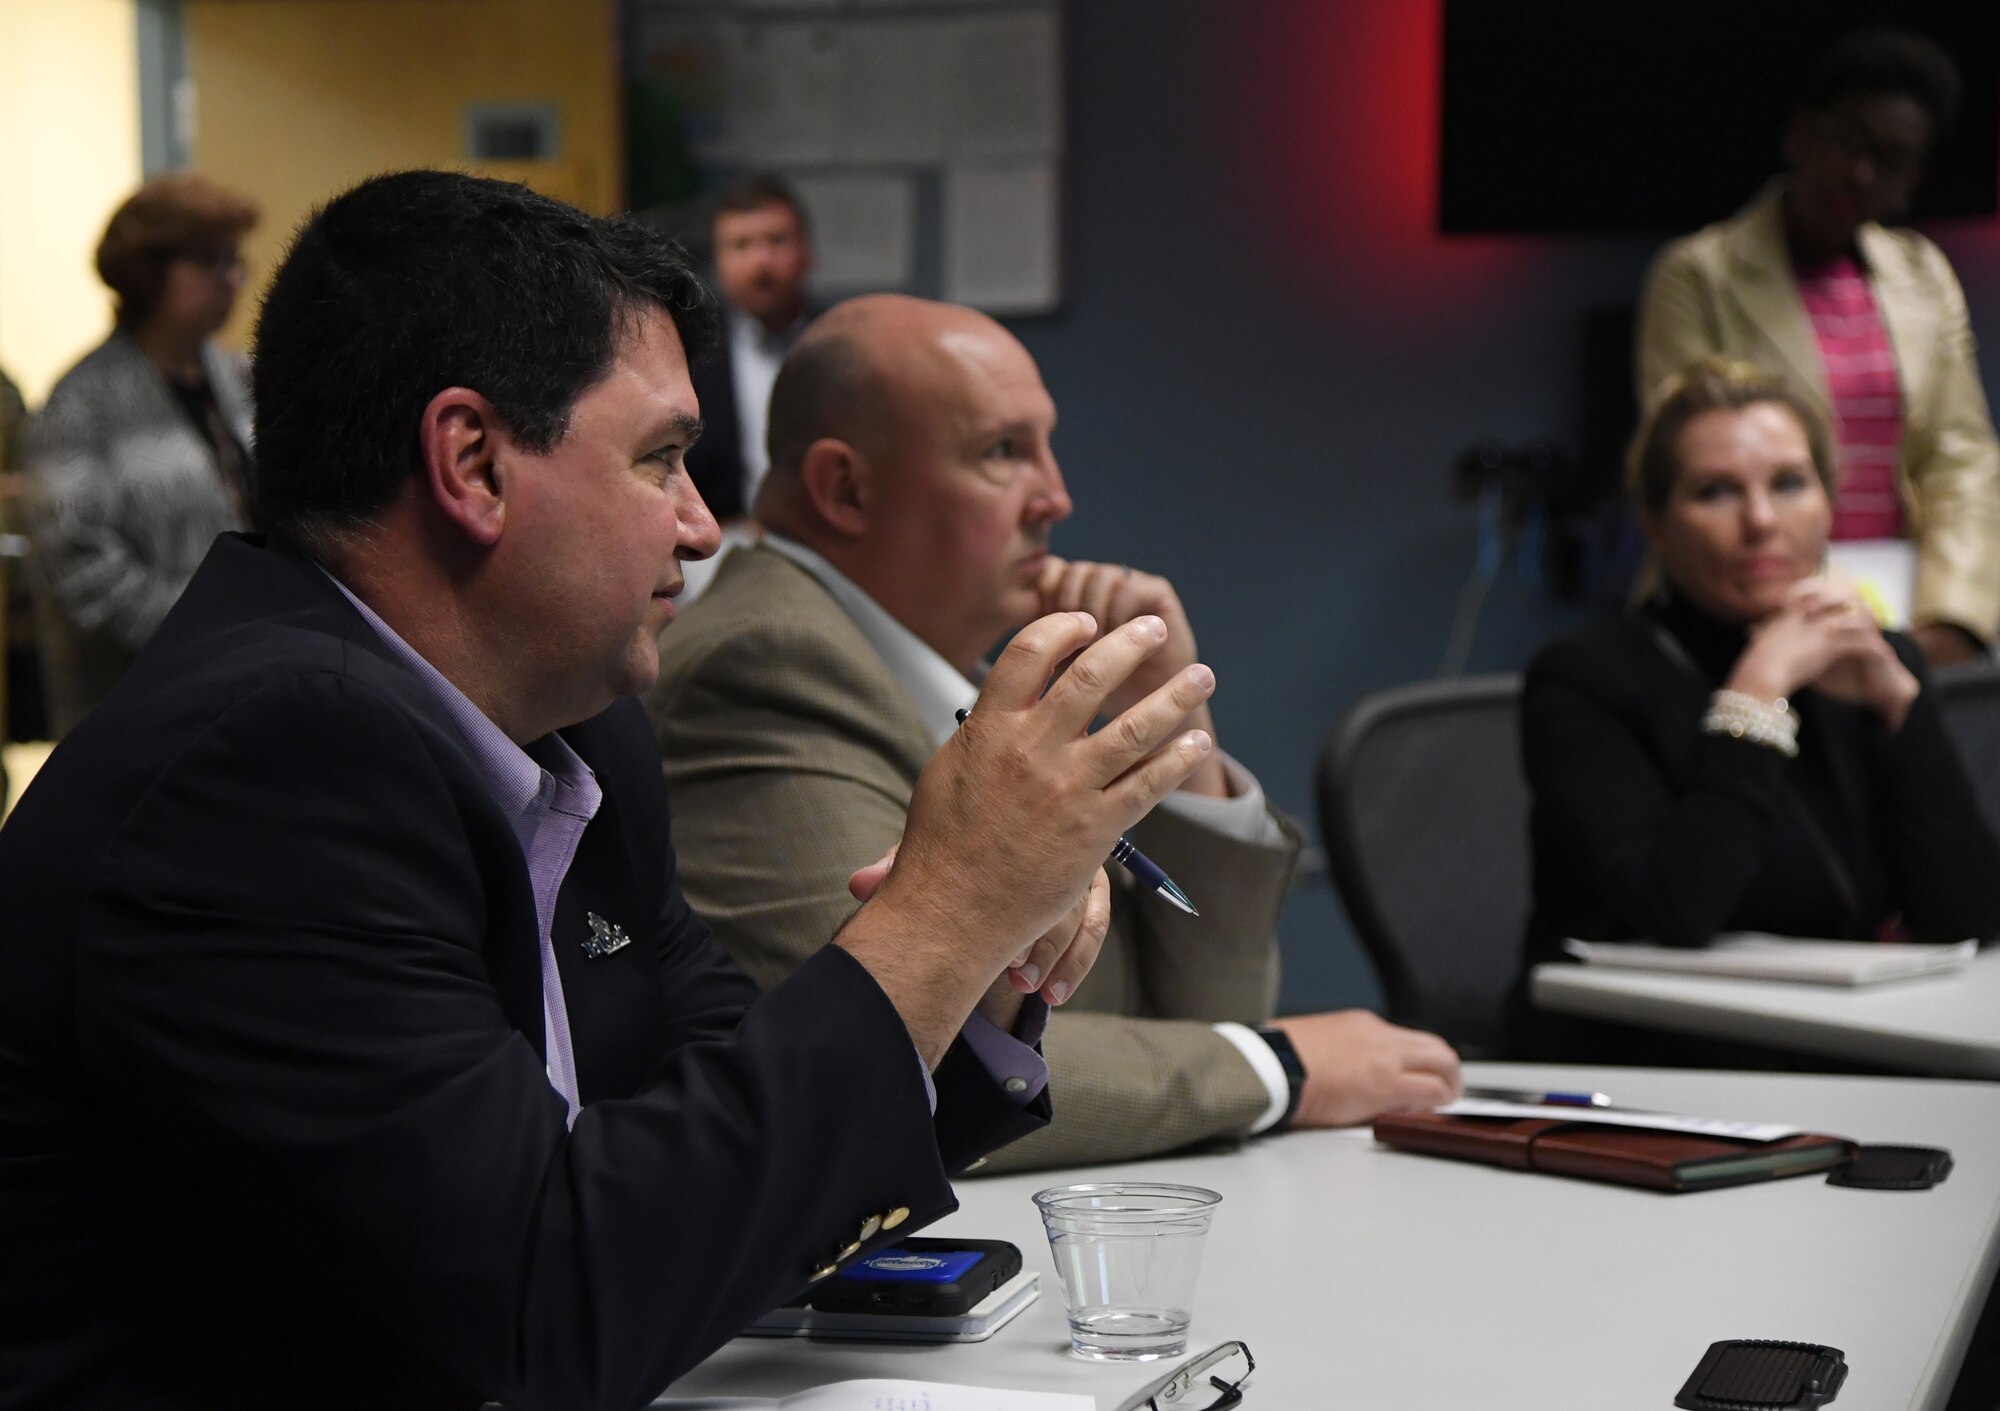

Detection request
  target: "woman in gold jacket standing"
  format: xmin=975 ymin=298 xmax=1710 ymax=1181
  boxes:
xmin=1638 ymin=28 xmax=2000 ymax=664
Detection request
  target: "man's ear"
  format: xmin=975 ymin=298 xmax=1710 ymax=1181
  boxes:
xmin=799 ymin=436 xmax=871 ymax=539
xmin=418 ymin=387 xmax=508 ymax=547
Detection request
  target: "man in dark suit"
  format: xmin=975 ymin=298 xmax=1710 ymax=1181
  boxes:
xmin=685 ymin=174 xmax=815 ymax=527
xmin=0 ymin=172 xmax=1216 ymax=1411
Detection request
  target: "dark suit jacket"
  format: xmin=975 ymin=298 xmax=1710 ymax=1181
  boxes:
xmin=684 ymin=305 xmax=817 ymax=522
xmin=1521 ymin=595 xmax=2000 ymax=973
xmin=0 ymin=534 xmax=1043 ymax=1411
xmin=686 ymin=337 xmax=748 ymax=521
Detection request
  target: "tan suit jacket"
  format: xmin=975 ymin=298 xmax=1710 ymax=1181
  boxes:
xmin=1637 ymin=184 xmax=2000 ymax=641
xmin=648 ymin=545 xmax=1302 ymax=1172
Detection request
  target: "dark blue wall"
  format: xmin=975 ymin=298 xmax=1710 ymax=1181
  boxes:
xmin=1004 ymin=0 xmax=2000 ymax=1014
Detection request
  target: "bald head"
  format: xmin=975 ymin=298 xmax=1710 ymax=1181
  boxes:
xmin=761 ymin=295 xmax=1011 ymax=518
xmin=757 ymin=294 xmax=1071 ymax=672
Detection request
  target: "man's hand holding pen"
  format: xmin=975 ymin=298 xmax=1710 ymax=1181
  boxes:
xmin=834 ymin=609 xmax=1217 ymax=1066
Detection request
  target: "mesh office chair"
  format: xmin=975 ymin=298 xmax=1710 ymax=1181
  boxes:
xmin=1932 ymin=663 xmax=2000 ymax=844
xmin=1317 ymin=674 xmax=1528 ymax=1059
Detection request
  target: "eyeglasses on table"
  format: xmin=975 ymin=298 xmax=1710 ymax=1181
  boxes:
xmin=1114 ymin=1339 xmax=1254 ymax=1411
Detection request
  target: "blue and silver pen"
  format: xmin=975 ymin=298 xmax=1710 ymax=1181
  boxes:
xmin=1464 ymin=1086 xmax=1612 ymax=1108
xmin=955 ymin=708 xmax=1200 ymax=917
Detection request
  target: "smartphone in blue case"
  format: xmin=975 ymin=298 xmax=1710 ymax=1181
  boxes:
xmin=808 ymin=1237 xmax=1022 ymax=1317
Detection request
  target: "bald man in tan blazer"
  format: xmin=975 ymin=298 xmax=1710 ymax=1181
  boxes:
xmin=647 ymin=295 xmax=1459 ymax=1173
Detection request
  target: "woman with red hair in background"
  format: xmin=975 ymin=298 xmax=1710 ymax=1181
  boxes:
xmin=22 ymin=173 xmax=258 ymax=733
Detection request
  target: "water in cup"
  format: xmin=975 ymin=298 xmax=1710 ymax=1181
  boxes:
xmin=1032 ymin=1182 xmax=1221 ymax=1361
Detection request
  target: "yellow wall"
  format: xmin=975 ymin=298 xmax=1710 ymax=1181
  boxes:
xmin=186 ymin=0 xmax=622 ymax=349
xmin=0 ymin=0 xmax=142 ymax=404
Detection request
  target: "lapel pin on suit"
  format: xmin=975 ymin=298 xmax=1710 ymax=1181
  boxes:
xmin=583 ymin=912 xmax=633 ymax=959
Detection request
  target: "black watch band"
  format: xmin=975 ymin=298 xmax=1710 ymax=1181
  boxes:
xmin=1255 ymin=1025 xmax=1306 ymax=1131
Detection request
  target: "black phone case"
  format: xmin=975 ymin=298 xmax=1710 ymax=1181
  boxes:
xmin=1826 ymin=1144 xmax=1952 ymax=1190
xmin=807 ymin=1237 xmax=1022 ymax=1317
xmin=1675 ymin=1339 xmax=1847 ymax=1409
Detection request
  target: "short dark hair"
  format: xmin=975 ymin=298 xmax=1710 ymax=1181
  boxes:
xmin=252 ymin=170 xmax=719 ymax=554
xmin=96 ymin=172 xmax=259 ymax=328
xmin=1801 ymin=27 xmax=1962 ymax=139
xmin=713 ymin=173 xmax=809 ymax=234
xmin=1630 ymin=356 xmax=1836 ymax=515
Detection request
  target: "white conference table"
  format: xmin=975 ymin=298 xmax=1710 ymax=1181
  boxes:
xmin=657 ymin=1063 xmax=2000 ymax=1410
xmin=1532 ymin=948 xmax=2000 ymax=1078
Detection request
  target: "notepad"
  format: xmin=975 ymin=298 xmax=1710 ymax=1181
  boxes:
xmin=1440 ymin=1097 xmax=1802 ymax=1142
xmin=652 ymin=1380 xmax=1093 ymax=1410
xmin=1563 ymin=934 xmax=1977 ymax=986
xmin=1376 ymin=1109 xmax=1855 ymax=1193
xmin=1827 ymin=538 xmax=1916 ymax=628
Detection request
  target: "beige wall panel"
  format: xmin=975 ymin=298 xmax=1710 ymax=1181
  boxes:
xmin=0 ymin=0 xmax=142 ymax=404
xmin=185 ymin=0 xmax=622 ymax=348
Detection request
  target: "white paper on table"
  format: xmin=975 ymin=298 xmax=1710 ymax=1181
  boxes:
xmin=838 ymin=19 xmax=948 ymax=163
xmin=790 ymin=172 xmax=917 ymax=291
xmin=728 ymin=21 xmax=844 ymax=164
xmin=946 ymin=11 xmax=1062 ymax=158
xmin=653 ymin=1380 xmax=1094 ymax=1411
xmin=942 ymin=159 xmax=1060 ymax=314
xmin=1562 ymin=934 xmax=1977 ymax=986
xmin=1438 ymin=1098 xmax=1803 ymax=1143
xmin=1826 ymin=538 xmax=1917 ymax=629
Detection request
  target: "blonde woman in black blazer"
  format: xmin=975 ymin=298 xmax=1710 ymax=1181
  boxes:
xmin=1519 ymin=359 xmax=2000 ymax=1051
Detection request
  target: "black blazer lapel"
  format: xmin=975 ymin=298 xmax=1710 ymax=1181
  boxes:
xmin=549 ymin=743 xmax=673 ymax=1102
xmin=685 ymin=347 xmax=745 ymax=520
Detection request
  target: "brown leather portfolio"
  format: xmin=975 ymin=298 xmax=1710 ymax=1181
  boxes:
xmin=1372 ymin=1112 xmax=1857 ymax=1193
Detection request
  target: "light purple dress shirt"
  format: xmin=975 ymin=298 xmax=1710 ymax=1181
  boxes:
xmin=323 ymin=573 xmax=1049 ymax=1118
xmin=326 ymin=577 xmax=592 ymax=1126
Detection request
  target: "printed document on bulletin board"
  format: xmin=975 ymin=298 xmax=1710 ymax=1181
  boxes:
xmin=840 ymin=20 xmax=948 ymax=162
xmin=789 ymin=173 xmax=917 ymax=292
xmin=944 ymin=160 xmax=1059 ymax=314
xmin=728 ymin=22 xmax=844 ymax=164
xmin=947 ymin=11 xmax=1062 ymax=158
xmin=626 ymin=0 xmax=1065 ymax=313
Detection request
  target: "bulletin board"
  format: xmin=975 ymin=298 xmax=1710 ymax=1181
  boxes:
xmin=624 ymin=0 xmax=1064 ymax=315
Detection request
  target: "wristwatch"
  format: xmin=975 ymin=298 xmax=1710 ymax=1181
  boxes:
xmin=1255 ymin=1026 xmax=1306 ymax=1131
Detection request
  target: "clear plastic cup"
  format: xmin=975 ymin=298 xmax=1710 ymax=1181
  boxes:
xmin=1031 ymin=1182 xmax=1222 ymax=1360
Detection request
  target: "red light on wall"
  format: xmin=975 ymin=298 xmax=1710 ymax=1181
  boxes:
xmin=1234 ymin=0 xmax=1533 ymax=307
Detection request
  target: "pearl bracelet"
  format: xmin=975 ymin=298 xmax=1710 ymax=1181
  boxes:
xmin=1702 ymin=689 xmax=1800 ymax=758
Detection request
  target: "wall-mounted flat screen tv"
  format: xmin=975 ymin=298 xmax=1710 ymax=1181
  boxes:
xmin=1439 ymin=0 xmax=1999 ymax=234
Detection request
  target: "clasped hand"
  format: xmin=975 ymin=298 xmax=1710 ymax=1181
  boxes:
xmin=1035 ymin=556 xmax=1228 ymax=797
xmin=1730 ymin=577 xmax=1919 ymax=731
xmin=836 ymin=609 xmax=1217 ymax=1065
